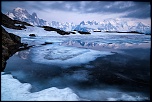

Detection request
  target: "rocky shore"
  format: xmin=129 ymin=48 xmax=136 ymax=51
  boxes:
xmin=1 ymin=12 xmax=32 ymax=71
xmin=2 ymin=27 xmax=23 ymax=71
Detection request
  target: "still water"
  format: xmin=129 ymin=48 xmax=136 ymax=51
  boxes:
xmin=4 ymin=34 xmax=150 ymax=101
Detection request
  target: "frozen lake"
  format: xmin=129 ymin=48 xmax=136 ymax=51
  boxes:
xmin=2 ymin=33 xmax=151 ymax=101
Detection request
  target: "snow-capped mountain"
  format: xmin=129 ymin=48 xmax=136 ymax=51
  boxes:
xmin=6 ymin=7 xmax=49 ymax=26
xmin=74 ymin=18 xmax=151 ymax=34
xmin=6 ymin=7 xmax=150 ymax=34
xmin=49 ymin=21 xmax=76 ymax=31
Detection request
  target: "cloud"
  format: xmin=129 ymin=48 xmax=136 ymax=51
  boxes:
xmin=1 ymin=1 xmax=151 ymax=20
xmin=122 ymin=2 xmax=151 ymax=19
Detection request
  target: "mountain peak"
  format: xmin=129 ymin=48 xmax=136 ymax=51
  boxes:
xmin=32 ymin=12 xmax=37 ymax=17
xmin=6 ymin=7 xmax=48 ymax=26
xmin=14 ymin=7 xmax=26 ymax=11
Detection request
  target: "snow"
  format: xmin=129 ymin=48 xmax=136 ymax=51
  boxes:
xmin=2 ymin=25 xmax=61 ymax=37
xmin=21 ymin=14 xmax=27 ymax=19
xmin=6 ymin=12 xmax=15 ymax=19
xmin=1 ymin=73 xmax=149 ymax=101
xmin=14 ymin=7 xmax=25 ymax=11
xmin=1 ymin=73 xmax=80 ymax=101
xmin=30 ymin=44 xmax=113 ymax=68
xmin=75 ymin=19 xmax=151 ymax=34
xmin=5 ymin=7 xmax=151 ymax=33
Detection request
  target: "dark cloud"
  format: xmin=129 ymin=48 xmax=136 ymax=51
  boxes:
xmin=122 ymin=2 xmax=151 ymax=19
xmin=1 ymin=1 xmax=151 ymax=19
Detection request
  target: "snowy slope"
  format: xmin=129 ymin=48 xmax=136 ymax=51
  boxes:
xmin=2 ymin=25 xmax=60 ymax=37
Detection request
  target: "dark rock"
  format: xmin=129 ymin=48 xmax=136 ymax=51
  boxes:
xmin=41 ymin=26 xmax=71 ymax=35
xmin=70 ymin=31 xmax=76 ymax=34
xmin=29 ymin=34 xmax=36 ymax=37
xmin=93 ymin=30 xmax=101 ymax=32
xmin=41 ymin=42 xmax=53 ymax=45
xmin=2 ymin=26 xmax=22 ymax=71
xmin=1 ymin=12 xmax=32 ymax=30
xmin=78 ymin=31 xmax=91 ymax=34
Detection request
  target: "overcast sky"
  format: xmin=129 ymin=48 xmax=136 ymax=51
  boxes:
xmin=1 ymin=1 xmax=151 ymax=25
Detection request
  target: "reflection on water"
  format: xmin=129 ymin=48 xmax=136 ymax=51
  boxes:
xmin=4 ymin=34 xmax=151 ymax=101
xmin=60 ymin=40 xmax=150 ymax=51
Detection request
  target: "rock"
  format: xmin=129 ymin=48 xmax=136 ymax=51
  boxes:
xmin=29 ymin=34 xmax=36 ymax=37
xmin=1 ymin=12 xmax=32 ymax=30
xmin=78 ymin=31 xmax=91 ymax=34
xmin=70 ymin=31 xmax=76 ymax=34
xmin=2 ymin=26 xmax=22 ymax=71
xmin=41 ymin=42 xmax=53 ymax=45
xmin=42 ymin=26 xmax=71 ymax=35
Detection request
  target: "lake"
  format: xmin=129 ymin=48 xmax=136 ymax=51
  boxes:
xmin=4 ymin=33 xmax=151 ymax=101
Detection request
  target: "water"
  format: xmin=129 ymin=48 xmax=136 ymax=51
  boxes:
xmin=4 ymin=33 xmax=150 ymax=101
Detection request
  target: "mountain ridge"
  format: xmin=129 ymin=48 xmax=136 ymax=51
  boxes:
xmin=6 ymin=7 xmax=151 ymax=34
xmin=6 ymin=7 xmax=49 ymax=26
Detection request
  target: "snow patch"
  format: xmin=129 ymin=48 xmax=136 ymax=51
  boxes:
xmin=6 ymin=12 xmax=15 ymax=19
xmin=2 ymin=25 xmax=61 ymax=37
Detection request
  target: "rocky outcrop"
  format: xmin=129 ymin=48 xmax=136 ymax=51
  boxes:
xmin=2 ymin=26 xmax=23 ymax=71
xmin=1 ymin=12 xmax=32 ymax=71
xmin=42 ymin=26 xmax=70 ymax=35
xmin=2 ymin=12 xmax=32 ymax=30
xmin=29 ymin=34 xmax=36 ymax=37
xmin=78 ymin=31 xmax=91 ymax=34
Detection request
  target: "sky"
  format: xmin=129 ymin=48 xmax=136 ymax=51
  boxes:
xmin=1 ymin=1 xmax=151 ymax=25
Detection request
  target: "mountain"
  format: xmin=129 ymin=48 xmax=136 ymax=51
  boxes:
xmin=6 ymin=7 xmax=49 ymax=26
xmin=74 ymin=19 xmax=151 ymax=34
xmin=49 ymin=21 xmax=76 ymax=31
xmin=6 ymin=7 xmax=150 ymax=34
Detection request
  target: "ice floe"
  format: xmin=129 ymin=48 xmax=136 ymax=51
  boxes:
xmin=1 ymin=73 xmax=149 ymax=101
xmin=30 ymin=44 xmax=113 ymax=68
xmin=1 ymin=73 xmax=80 ymax=101
xmin=76 ymin=88 xmax=149 ymax=101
